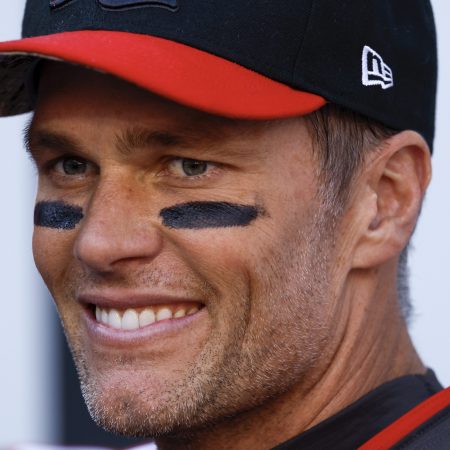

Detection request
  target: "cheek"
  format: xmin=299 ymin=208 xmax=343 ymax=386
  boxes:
xmin=172 ymin=227 xmax=257 ymax=275
xmin=167 ymin=220 xmax=277 ymax=323
xmin=32 ymin=227 xmax=77 ymax=291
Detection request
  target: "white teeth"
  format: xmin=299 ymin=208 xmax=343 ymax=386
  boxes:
xmin=174 ymin=309 xmax=186 ymax=318
xmin=187 ymin=306 xmax=199 ymax=316
xmin=95 ymin=304 xmax=200 ymax=330
xmin=101 ymin=309 xmax=109 ymax=325
xmin=156 ymin=307 xmax=173 ymax=321
xmin=122 ymin=309 xmax=139 ymax=330
xmin=109 ymin=309 xmax=122 ymax=329
xmin=95 ymin=306 xmax=101 ymax=322
xmin=139 ymin=309 xmax=156 ymax=327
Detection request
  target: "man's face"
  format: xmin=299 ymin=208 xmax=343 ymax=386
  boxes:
xmin=29 ymin=63 xmax=346 ymax=436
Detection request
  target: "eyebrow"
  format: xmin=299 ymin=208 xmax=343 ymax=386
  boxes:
xmin=23 ymin=119 xmax=263 ymax=160
xmin=23 ymin=124 xmax=199 ymax=160
xmin=24 ymin=125 xmax=84 ymax=161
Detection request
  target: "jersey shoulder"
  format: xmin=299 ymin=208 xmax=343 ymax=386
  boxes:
xmin=393 ymin=402 xmax=450 ymax=449
xmin=360 ymin=386 xmax=450 ymax=450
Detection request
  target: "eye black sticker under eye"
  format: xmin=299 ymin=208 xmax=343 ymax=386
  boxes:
xmin=160 ymin=201 xmax=264 ymax=229
xmin=34 ymin=201 xmax=84 ymax=230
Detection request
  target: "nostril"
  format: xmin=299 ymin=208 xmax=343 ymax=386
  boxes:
xmin=72 ymin=188 xmax=165 ymax=272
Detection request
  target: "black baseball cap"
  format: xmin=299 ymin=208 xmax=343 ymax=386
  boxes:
xmin=0 ymin=0 xmax=437 ymax=148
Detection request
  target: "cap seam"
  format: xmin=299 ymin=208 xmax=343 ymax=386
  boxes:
xmin=291 ymin=0 xmax=315 ymax=85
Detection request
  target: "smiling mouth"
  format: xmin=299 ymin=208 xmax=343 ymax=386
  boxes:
xmin=91 ymin=303 xmax=203 ymax=331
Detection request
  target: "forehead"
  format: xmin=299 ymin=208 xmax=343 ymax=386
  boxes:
xmin=34 ymin=62 xmax=289 ymax=142
xmin=30 ymin=62 xmax=317 ymax=178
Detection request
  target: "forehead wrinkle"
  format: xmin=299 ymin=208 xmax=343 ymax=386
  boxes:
xmin=113 ymin=120 xmax=259 ymax=158
xmin=115 ymin=126 xmax=201 ymax=156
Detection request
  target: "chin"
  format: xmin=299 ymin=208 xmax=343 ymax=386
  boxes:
xmin=74 ymin=355 xmax=220 ymax=438
xmin=80 ymin=378 xmax=184 ymax=437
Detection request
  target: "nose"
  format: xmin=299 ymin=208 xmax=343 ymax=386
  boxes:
xmin=73 ymin=180 xmax=164 ymax=274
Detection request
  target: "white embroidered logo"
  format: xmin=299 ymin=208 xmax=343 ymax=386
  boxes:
xmin=362 ymin=46 xmax=394 ymax=90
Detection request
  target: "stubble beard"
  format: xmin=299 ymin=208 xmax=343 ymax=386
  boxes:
xmin=63 ymin=206 xmax=336 ymax=439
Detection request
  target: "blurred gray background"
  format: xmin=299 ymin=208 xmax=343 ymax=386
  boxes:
xmin=0 ymin=1 xmax=449 ymax=446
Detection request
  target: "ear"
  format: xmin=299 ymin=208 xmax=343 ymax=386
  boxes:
xmin=352 ymin=131 xmax=432 ymax=269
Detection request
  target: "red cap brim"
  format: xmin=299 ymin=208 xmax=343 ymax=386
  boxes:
xmin=0 ymin=30 xmax=326 ymax=118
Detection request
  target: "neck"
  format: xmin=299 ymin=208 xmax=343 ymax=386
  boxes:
xmin=156 ymin=263 xmax=424 ymax=450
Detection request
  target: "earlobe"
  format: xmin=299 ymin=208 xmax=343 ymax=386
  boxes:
xmin=352 ymin=131 xmax=431 ymax=269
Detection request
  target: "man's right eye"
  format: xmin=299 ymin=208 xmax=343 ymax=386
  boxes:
xmin=58 ymin=157 xmax=87 ymax=175
xmin=42 ymin=156 xmax=98 ymax=186
xmin=49 ymin=156 xmax=91 ymax=176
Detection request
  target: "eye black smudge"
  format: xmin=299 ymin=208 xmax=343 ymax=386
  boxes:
xmin=34 ymin=201 xmax=84 ymax=230
xmin=160 ymin=201 xmax=264 ymax=229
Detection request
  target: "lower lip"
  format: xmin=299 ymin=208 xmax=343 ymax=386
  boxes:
xmin=82 ymin=305 xmax=207 ymax=348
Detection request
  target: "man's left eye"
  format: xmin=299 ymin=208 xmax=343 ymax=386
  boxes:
xmin=169 ymin=158 xmax=212 ymax=177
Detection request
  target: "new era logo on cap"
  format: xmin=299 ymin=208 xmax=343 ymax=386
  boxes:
xmin=50 ymin=0 xmax=178 ymax=10
xmin=362 ymin=45 xmax=394 ymax=90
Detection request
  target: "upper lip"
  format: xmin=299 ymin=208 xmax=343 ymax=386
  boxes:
xmin=78 ymin=289 xmax=204 ymax=309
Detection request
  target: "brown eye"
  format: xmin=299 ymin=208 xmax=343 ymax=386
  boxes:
xmin=181 ymin=159 xmax=208 ymax=176
xmin=61 ymin=158 xmax=87 ymax=175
